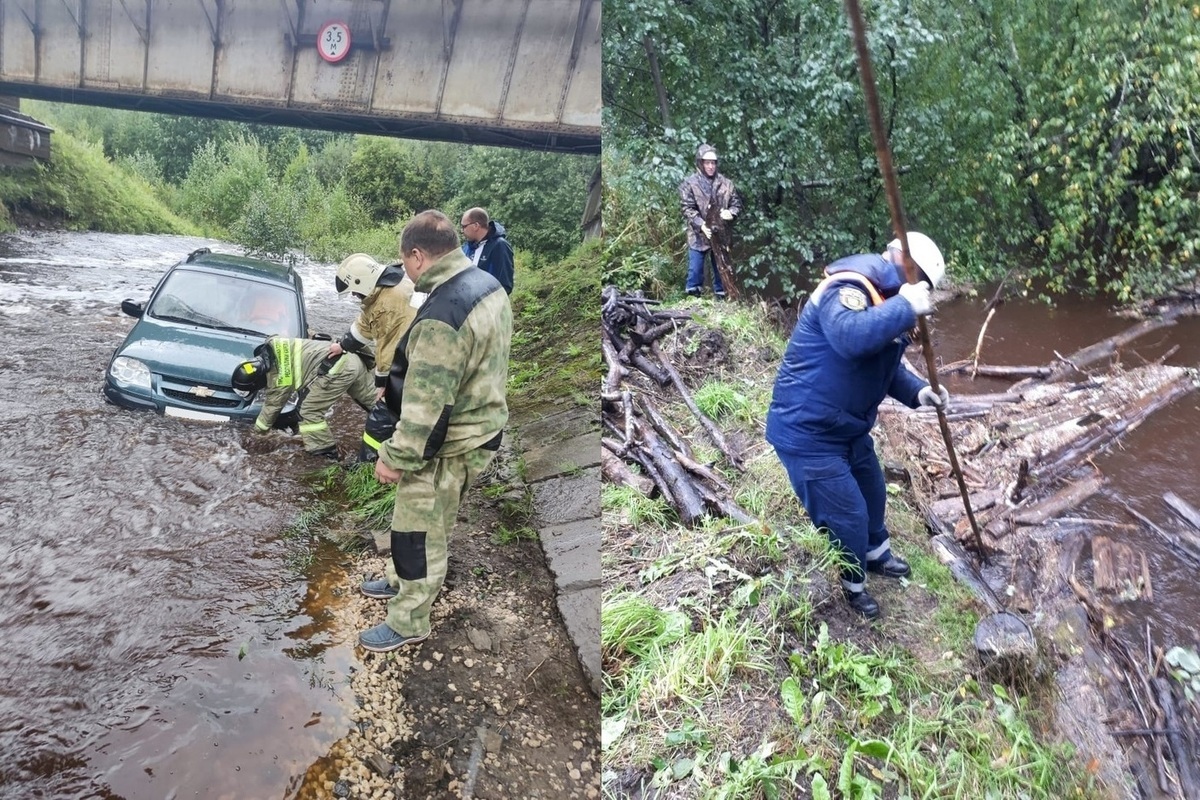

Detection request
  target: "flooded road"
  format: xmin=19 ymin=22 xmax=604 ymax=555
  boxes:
xmin=930 ymin=295 xmax=1200 ymax=649
xmin=0 ymin=231 xmax=364 ymax=797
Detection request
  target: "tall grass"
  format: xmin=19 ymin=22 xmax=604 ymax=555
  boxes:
xmin=0 ymin=131 xmax=197 ymax=235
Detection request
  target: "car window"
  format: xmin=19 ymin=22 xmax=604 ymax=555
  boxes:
xmin=149 ymin=269 xmax=301 ymax=337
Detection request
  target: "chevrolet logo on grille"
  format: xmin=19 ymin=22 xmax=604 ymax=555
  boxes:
xmin=189 ymin=386 xmax=216 ymax=398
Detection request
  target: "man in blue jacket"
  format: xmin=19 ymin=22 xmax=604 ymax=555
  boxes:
xmin=765 ymin=232 xmax=950 ymax=619
xmin=460 ymin=207 xmax=514 ymax=294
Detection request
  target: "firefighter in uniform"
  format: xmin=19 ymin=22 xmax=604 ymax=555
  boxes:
xmin=232 ymin=336 xmax=377 ymax=460
xmin=765 ymin=232 xmax=950 ymax=620
xmin=356 ymin=210 xmax=512 ymax=653
xmin=328 ymin=253 xmax=422 ymax=462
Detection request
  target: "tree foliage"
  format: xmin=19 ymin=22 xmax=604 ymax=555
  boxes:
xmin=603 ymin=0 xmax=1200 ymax=303
xmin=24 ymin=102 xmax=593 ymax=268
xmin=450 ymin=148 xmax=598 ymax=263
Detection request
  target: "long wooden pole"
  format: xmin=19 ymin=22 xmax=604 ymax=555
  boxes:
xmin=843 ymin=0 xmax=987 ymax=559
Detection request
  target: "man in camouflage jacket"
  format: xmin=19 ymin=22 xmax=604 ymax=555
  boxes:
xmin=248 ymin=336 xmax=377 ymax=459
xmin=679 ymin=143 xmax=742 ymax=297
xmin=357 ymin=210 xmax=512 ymax=653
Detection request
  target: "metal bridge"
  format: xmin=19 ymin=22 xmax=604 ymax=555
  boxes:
xmin=0 ymin=0 xmax=601 ymax=162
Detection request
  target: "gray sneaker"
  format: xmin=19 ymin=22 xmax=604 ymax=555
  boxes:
xmin=360 ymin=578 xmax=398 ymax=599
xmin=358 ymin=622 xmax=429 ymax=653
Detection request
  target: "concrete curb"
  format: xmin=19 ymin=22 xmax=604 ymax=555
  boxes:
xmin=517 ymin=405 xmax=601 ymax=696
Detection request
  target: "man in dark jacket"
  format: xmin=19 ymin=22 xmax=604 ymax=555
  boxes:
xmin=460 ymin=207 xmax=514 ymax=294
xmin=765 ymin=232 xmax=949 ymax=620
xmin=679 ymin=144 xmax=742 ymax=298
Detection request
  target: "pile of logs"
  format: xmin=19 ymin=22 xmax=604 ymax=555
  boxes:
xmin=880 ymin=302 xmax=1200 ymax=796
xmin=601 ymin=286 xmax=752 ymax=526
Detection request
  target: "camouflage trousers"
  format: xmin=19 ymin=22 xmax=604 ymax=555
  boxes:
xmin=382 ymin=447 xmax=496 ymax=637
xmin=296 ymin=355 xmax=376 ymax=453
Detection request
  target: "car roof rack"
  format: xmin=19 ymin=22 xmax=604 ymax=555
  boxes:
xmin=185 ymin=247 xmax=212 ymax=263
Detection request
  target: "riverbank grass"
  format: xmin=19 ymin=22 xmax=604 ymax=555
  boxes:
xmin=601 ymin=297 xmax=1103 ymax=799
xmin=0 ymin=130 xmax=197 ymax=235
xmin=507 ymin=238 xmax=601 ymax=410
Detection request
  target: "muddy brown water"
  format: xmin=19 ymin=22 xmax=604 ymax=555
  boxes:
xmin=0 ymin=231 xmax=369 ymax=797
xmin=928 ymin=295 xmax=1200 ymax=652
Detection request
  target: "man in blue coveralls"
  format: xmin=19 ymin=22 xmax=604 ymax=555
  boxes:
xmin=765 ymin=232 xmax=950 ymax=619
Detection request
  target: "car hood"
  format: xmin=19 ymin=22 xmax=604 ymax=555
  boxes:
xmin=116 ymin=319 xmax=259 ymax=386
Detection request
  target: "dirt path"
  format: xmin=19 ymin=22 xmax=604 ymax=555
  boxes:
xmin=299 ymin=416 xmax=600 ymax=799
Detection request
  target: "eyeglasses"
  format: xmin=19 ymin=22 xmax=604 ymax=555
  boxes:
xmin=461 ymin=221 xmax=478 ymax=231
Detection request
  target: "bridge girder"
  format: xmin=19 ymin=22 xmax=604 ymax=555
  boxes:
xmin=0 ymin=0 xmax=600 ymax=154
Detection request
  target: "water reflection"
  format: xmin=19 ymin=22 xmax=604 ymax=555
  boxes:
xmin=0 ymin=232 xmax=356 ymax=797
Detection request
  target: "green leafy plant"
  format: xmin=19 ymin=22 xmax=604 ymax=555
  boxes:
xmin=1165 ymin=646 xmax=1200 ymax=700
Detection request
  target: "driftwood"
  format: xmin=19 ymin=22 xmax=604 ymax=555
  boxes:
xmin=1012 ymin=474 xmax=1105 ymax=526
xmin=1154 ymin=677 xmax=1200 ymax=798
xmin=601 ymin=446 xmax=653 ymax=496
xmin=943 ymin=361 xmax=1053 ymax=379
xmin=884 ymin=301 xmax=1200 ymax=791
xmin=1121 ymin=500 xmax=1200 ymax=566
xmin=651 ymin=342 xmax=744 ymax=469
xmin=929 ymin=534 xmax=1002 ymax=613
xmin=703 ymin=203 xmax=740 ymax=300
xmin=1003 ymin=303 xmax=1192 ymax=390
xmin=1163 ymin=492 xmax=1200 ymax=531
xmin=1091 ymin=536 xmax=1152 ymax=601
xmin=601 ymin=286 xmax=753 ymax=526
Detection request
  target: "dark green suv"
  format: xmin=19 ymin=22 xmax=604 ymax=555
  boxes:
xmin=103 ymin=248 xmax=308 ymax=423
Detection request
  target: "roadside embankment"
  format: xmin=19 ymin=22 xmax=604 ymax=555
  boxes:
xmin=600 ymin=295 xmax=1109 ymax=799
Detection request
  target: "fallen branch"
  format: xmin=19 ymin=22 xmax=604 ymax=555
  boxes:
xmin=1163 ymin=492 xmax=1200 ymax=531
xmin=970 ymin=306 xmax=997 ymax=379
xmin=651 ymin=342 xmax=744 ymax=470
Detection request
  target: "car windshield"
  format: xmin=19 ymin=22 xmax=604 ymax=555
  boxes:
xmin=148 ymin=269 xmax=301 ymax=337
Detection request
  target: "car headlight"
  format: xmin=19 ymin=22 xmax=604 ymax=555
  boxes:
xmin=109 ymin=356 xmax=152 ymax=389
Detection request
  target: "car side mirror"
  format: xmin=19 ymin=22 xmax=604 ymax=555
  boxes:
xmin=121 ymin=299 xmax=145 ymax=318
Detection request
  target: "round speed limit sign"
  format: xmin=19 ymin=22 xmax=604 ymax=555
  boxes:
xmin=317 ymin=21 xmax=351 ymax=63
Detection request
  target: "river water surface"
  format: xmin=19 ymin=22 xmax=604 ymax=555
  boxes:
xmin=0 ymin=231 xmax=365 ymax=798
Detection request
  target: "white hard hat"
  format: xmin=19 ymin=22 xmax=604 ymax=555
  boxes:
xmin=888 ymin=232 xmax=945 ymax=289
xmin=335 ymin=253 xmax=385 ymax=296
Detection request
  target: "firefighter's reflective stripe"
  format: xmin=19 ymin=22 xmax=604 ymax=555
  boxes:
xmin=327 ymin=355 xmax=348 ymax=376
xmin=291 ymin=340 xmax=305 ymax=388
xmin=269 ymin=338 xmax=309 ymax=393
xmin=362 ymin=432 xmax=382 ymax=451
xmin=299 ymin=421 xmax=328 ymax=435
xmin=254 ymin=419 xmax=270 ymax=432
xmin=272 ymin=338 xmax=295 ymax=388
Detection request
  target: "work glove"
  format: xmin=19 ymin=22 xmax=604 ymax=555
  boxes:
xmin=918 ymin=384 xmax=950 ymax=410
xmin=273 ymin=408 xmax=301 ymax=434
xmin=898 ymin=281 xmax=934 ymax=316
xmin=719 ymin=209 xmax=734 ymax=221
xmin=700 ymin=223 xmax=713 ymax=239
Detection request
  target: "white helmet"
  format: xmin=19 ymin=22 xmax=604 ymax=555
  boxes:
xmin=335 ymin=253 xmax=385 ymax=296
xmin=888 ymin=232 xmax=945 ymax=289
